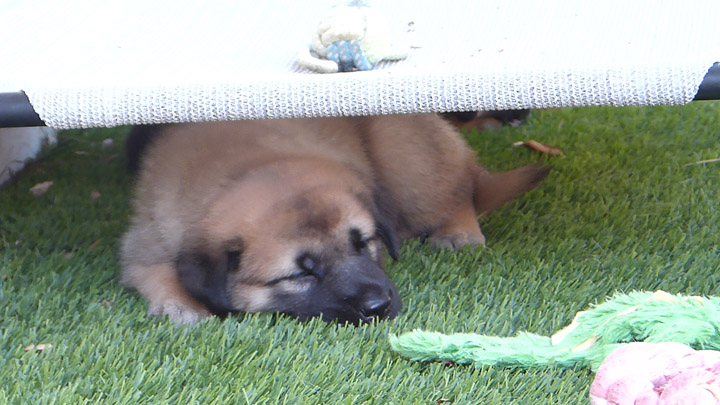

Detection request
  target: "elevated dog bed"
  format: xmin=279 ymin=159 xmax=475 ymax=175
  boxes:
xmin=0 ymin=0 xmax=718 ymax=128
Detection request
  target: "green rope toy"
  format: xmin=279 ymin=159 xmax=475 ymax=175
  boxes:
xmin=390 ymin=290 xmax=720 ymax=371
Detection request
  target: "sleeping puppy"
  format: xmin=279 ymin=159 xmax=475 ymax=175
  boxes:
xmin=121 ymin=114 xmax=548 ymax=325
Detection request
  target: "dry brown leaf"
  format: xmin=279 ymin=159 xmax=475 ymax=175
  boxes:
xmin=437 ymin=399 xmax=451 ymax=404
xmin=90 ymin=190 xmax=101 ymax=200
xmin=101 ymin=299 xmax=114 ymax=308
xmin=24 ymin=343 xmax=52 ymax=352
xmin=513 ymin=140 xmax=563 ymax=155
xmin=29 ymin=181 xmax=53 ymax=196
xmin=89 ymin=239 xmax=101 ymax=249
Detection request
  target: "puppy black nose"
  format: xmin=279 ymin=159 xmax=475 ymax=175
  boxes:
xmin=362 ymin=294 xmax=392 ymax=319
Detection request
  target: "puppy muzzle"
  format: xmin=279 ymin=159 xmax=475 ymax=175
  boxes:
xmin=276 ymin=255 xmax=402 ymax=325
xmin=321 ymin=255 xmax=401 ymax=325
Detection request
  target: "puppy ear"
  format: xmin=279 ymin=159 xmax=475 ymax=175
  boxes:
xmin=176 ymin=250 xmax=234 ymax=316
xmin=371 ymin=187 xmax=400 ymax=261
xmin=356 ymin=188 xmax=401 ymax=260
xmin=376 ymin=220 xmax=399 ymax=261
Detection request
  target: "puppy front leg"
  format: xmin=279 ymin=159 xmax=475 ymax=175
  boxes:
xmin=122 ymin=263 xmax=210 ymax=324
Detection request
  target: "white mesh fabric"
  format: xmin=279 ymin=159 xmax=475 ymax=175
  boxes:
xmin=1 ymin=0 xmax=718 ymax=128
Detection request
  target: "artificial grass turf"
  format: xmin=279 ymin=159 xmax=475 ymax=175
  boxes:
xmin=1 ymin=102 xmax=719 ymax=404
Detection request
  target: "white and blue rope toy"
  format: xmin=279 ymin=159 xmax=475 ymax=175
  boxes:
xmin=297 ymin=2 xmax=409 ymax=73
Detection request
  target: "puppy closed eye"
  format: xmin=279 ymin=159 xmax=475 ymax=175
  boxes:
xmin=264 ymin=253 xmax=320 ymax=286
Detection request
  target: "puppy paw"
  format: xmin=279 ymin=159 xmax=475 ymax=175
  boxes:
xmin=429 ymin=204 xmax=486 ymax=250
xmin=429 ymin=231 xmax=486 ymax=250
xmin=147 ymin=301 xmax=211 ymax=325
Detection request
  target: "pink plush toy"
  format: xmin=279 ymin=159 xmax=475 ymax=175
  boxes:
xmin=590 ymin=342 xmax=720 ymax=404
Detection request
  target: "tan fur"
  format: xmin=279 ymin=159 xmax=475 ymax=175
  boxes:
xmin=123 ymin=263 xmax=210 ymax=324
xmin=121 ymin=114 xmax=547 ymax=323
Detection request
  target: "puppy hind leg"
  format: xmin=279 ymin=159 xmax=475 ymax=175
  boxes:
xmin=428 ymin=203 xmax=485 ymax=250
xmin=122 ymin=263 xmax=210 ymax=325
